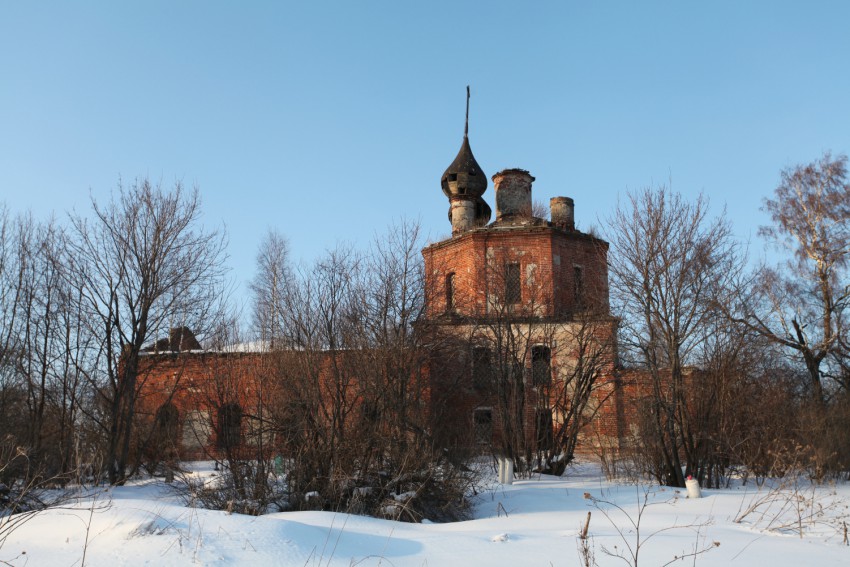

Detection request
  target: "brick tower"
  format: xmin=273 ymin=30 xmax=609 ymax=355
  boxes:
xmin=423 ymin=94 xmax=621 ymax=464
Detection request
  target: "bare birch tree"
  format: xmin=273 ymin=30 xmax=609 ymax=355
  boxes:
xmin=249 ymin=229 xmax=291 ymax=347
xmin=734 ymin=152 xmax=850 ymax=402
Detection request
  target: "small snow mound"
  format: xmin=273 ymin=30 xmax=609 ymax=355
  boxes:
xmin=491 ymin=533 xmax=509 ymax=542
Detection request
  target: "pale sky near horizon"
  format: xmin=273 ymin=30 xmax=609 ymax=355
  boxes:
xmin=2 ymin=1 xmax=849 ymax=310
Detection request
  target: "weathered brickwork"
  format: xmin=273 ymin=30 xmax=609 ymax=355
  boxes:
xmin=136 ymin=125 xmax=654 ymax=462
xmin=423 ymin=226 xmax=609 ymax=319
xmin=136 ymin=351 xmax=271 ymax=460
xmin=138 ymin=348 xmax=382 ymax=461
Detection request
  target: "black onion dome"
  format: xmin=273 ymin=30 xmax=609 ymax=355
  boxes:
xmin=441 ymin=136 xmax=488 ymax=199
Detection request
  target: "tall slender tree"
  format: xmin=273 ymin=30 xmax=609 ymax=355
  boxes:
xmin=249 ymin=229 xmax=291 ymax=347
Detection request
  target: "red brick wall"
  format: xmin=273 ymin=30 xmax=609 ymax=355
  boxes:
xmin=423 ymin=226 xmax=609 ymax=319
xmin=137 ymin=352 xmax=271 ymax=460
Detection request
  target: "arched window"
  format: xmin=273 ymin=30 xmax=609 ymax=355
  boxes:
xmin=217 ymin=403 xmax=242 ymax=449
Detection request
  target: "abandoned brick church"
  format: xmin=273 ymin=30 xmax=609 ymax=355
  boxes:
xmin=137 ymin=101 xmax=643 ymax=462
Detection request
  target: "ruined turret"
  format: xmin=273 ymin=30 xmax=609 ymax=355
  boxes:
xmin=492 ymin=168 xmax=534 ymax=222
xmin=550 ymin=196 xmax=575 ymax=230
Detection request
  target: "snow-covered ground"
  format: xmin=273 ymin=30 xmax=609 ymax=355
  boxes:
xmin=3 ymin=461 xmax=848 ymax=566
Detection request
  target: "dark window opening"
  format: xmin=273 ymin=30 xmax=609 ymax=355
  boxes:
xmin=445 ymin=272 xmax=455 ymax=311
xmin=472 ymin=347 xmax=492 ymax=390
xmin=574 ymin=266 xmax=584 ymax=306
xmin=448 ymin=173 xmax=458 ymax=182
xmin=473 ymin=408 xmax=493 ymax=445
xmin=154 ymin=403 xmax=179 ymax=449
xmin=535 ymin=408 xmax=554 ymax=451
xmin=505 ymin=263 xmax=521 ymax=304
xmin=218 ymin=403 xmax=242 ymax=449
xmin=458 ymin=186 xmax=467 ymax=195
xmin=532 ymin=345 xmax=552 ymax=387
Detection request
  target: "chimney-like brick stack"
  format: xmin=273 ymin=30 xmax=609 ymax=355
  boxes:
xmin=493 ymin=168 xmax=534 ymax=221
xmin=550 ymin=197 xmax=575 ymax=230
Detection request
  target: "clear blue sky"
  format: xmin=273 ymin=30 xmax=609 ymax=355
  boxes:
xmin=2 ymin=1 xmax=849 ymax=309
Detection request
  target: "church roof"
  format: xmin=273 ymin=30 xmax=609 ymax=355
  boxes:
xmin=440 ymin=135 xmax=488 ymax=198
xmin=440 ymin=87 xmax=488 ymax=200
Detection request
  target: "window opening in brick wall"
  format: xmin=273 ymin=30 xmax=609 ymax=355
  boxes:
xmin=473 ymin=408 xmax=493 ymax=445
xmin=573 ymin=265 xmax=584 ymax=306
xmin=217 ymin=403 xmax=242 ymax=449
xmin=472 ymin=346 xmax=492 ymax=390
xmin=505 ymin=262 xmax=521 ymax=304
xmin=445 ymin=272 xmax=455 ymax=312
xmin=531 ymin=345 xmax=551 ymax=386
xmin=154 ymin=403 xmax=179 ymax=452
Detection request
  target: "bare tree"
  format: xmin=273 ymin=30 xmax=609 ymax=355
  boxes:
xmin=0 ymin=207 xmax=104 ymax=551
xmin=12 ymin=215 xmax=93 ymax=481
xmin=263 ymin=242 xmax=365 ymax=506
xmin=539 ymin=312 xmax=616 ymax=475
xmin=734 ymin=152 xmax=850 ymax=402
xmin=606 ymin=186 xmax=741 ymax=486
xmin=247 ymin=221 xmax=475 ymax=520
xmin=531 ymin=200 xmax=550 ymax=220
xmin=249 ymin=229 xmax=291 ymax=347
xmin=0 ymin=204 xmax=16 ymax=377
xmin=469 ymin=258 xmax=550 ymax=476
xmin=68 ymin=179 xmax=228 ymax=484
xmin=0 ymin=210 xmax=96 ymax=478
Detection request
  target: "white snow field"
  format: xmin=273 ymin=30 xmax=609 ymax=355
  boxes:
xmin=3 ymin=461 xmax=848 ymax=566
